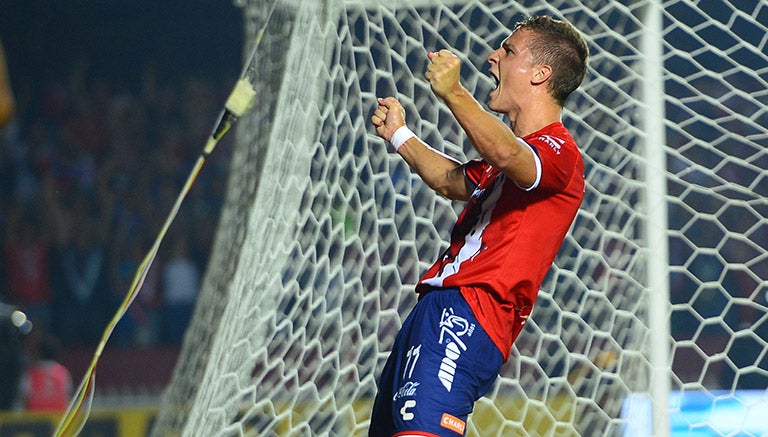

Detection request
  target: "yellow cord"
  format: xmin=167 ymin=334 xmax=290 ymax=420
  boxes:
xmin=55 ymin=154 xmax=208 ymax=436
xmin=54 ymin=6 xmax=261 ymax=434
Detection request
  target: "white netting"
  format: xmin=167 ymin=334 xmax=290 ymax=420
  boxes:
xmin=152 ymin=0 xmax=768 ymax=436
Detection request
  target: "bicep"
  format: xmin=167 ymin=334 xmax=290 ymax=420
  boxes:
xmin=444 ymin=164 xmax=474 ymax=201
xmin=498 ymin=137 xmax=540 ymax=191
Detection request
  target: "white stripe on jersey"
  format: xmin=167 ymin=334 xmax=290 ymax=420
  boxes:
xmin=516 ymin=137 xmax=543 ymax=191
xmin=421 ymin=174 xmax=505 ymax=287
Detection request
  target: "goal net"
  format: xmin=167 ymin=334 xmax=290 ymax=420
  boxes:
xmin=151 ymin=0 xmax=768 ymax=435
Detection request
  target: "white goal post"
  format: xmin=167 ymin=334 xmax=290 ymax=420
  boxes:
xmin=152 ymin=0 xmax=768 ymax=435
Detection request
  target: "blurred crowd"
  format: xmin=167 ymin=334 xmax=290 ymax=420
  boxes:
xmin=0 ymin=54 xmax=235 ymax=351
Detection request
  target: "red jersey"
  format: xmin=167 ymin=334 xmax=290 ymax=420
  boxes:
xmin=5 ymin=241 xmax=52 ymax=304
xmin=416 ymin=122 xmax=584 ymax=360
xmin=24 ymin=361 xmax=73 ymax=411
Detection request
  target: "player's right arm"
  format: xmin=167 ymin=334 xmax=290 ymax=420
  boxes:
xmin=372 ymin=97 xmax=472 ymax=201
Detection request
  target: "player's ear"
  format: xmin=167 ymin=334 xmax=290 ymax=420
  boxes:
xmin=531 ymin=64 xmax=552 ymax=85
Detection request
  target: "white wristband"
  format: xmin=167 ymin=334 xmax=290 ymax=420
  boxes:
xmin=389 ymin=125 xmax=416 ymax=151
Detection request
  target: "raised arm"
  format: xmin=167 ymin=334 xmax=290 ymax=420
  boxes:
xmin=425 ymin=50 xmax=539 ymax=189
xmin=371 ymin=96 xmax=472 ymax=201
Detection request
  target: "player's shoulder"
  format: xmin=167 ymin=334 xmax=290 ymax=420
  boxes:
xmin=523 ymin=122 xmax=579 ymax=157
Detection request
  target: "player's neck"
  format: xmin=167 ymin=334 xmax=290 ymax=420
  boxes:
xmin=508 ymin=102 xmax=561 ymax=137
xmin=507 ymin=93 xmax=563 ymax=137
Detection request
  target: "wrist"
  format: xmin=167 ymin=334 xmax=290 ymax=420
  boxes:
xmin=442 ymin=84 xmax=469 ymax=106
xmin=389 ymin=125 xmax=416 ymax=151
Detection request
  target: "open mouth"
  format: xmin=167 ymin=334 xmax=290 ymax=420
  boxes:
xmin=489 ymin=68 xmax=500 ymax=91
xmin=488 ymin=71 xmax=500 ymax=95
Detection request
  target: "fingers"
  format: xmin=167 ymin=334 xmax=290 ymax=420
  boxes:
xmin=427 ymin=50 xmax=459 ymax=73
xmin=371 ymin=97 xmax=406 ymax=142
xmin=371 ymin=97 xmax=392 ymax=127
xmin=371 ymin=105 xmax=387 ymax=127
xmin=428 ymin=49 xmax=457 ymax=62
xmin=376 ymin=96 xmax=399 ymax=107
xmin=373 ymin=97 xmax=402 ymax=117
xmin=425 ymin=49 xmax=460 ymax=98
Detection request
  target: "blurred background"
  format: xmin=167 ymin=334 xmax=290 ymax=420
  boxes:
xmin=0 ymin=0 xmax=244 ymax=425
xmin=1 ymin=1 xmax=767 ymax=435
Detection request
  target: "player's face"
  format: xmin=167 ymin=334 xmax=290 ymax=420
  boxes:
xmin=486 ymin=30 xmax=536 ymax=114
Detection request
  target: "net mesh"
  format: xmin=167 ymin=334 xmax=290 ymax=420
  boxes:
xmin=152 ymin=0 xmax=768 ymax=435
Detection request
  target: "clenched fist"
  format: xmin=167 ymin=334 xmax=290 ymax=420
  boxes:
xmin=371 ymin=96 xmax=406 ymax=142
xmin=425 ymin=49 xmax=462 ymax=100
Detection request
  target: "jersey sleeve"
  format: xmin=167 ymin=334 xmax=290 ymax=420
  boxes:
xmin=523 ymin=133 xmax=582 ymax=193
xmin=462 ymin=158 xmax=490 ymax=189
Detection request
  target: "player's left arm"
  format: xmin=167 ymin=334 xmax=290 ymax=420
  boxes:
xmin=372 ymin=96 xmax=473 ymax=201
xmin=425 ymin=50 xmax=538 ymax=189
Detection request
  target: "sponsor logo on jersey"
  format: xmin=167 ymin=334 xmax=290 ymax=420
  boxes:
xmin=537 ymin=134 xmax=564 ymax=155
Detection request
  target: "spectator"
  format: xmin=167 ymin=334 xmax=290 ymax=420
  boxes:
xmin=110 ymin=237 xmax=161 ymax=347
xmin=3 ymin=205 xmax=53 ymax=331
xmin=49 ymin=197 xmax=111 ymax=346
xmin=1 ymin=59 xmax=232 ymax=351
xmin=161 ymin=235 xmax=200 ymax=344
xmin=0 ymin=303 xmax=24 ymax=410
xmin=20 ymin=331 xmax=73 ymax=411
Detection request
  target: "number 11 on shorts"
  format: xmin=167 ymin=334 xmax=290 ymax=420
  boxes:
xmin=403 ymin=344 xmax=421 ymax=379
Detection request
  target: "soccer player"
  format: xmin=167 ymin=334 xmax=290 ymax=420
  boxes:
xmin=369 ymin=15 xmax=589 ymax=436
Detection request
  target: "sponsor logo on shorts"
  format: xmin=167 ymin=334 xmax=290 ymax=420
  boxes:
xmin=437 ymin=307 xmax=475 ymax=392
xmin=393 ymin=381 xmax=420 ymax=401
xmin=400 ymin=400 xmax=416 ymax=421
xmin=440 ymin=413 xmax=466 ymax=434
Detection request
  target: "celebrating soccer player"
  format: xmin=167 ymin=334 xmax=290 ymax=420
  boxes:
xmin=369 ymin=15 xmax=589 ymax=436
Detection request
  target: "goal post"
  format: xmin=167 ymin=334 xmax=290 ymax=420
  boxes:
xmin=641 ymin=1 xmax=671 ymax=435
xmin=152 ymin=0 xmax=768 ymax=435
